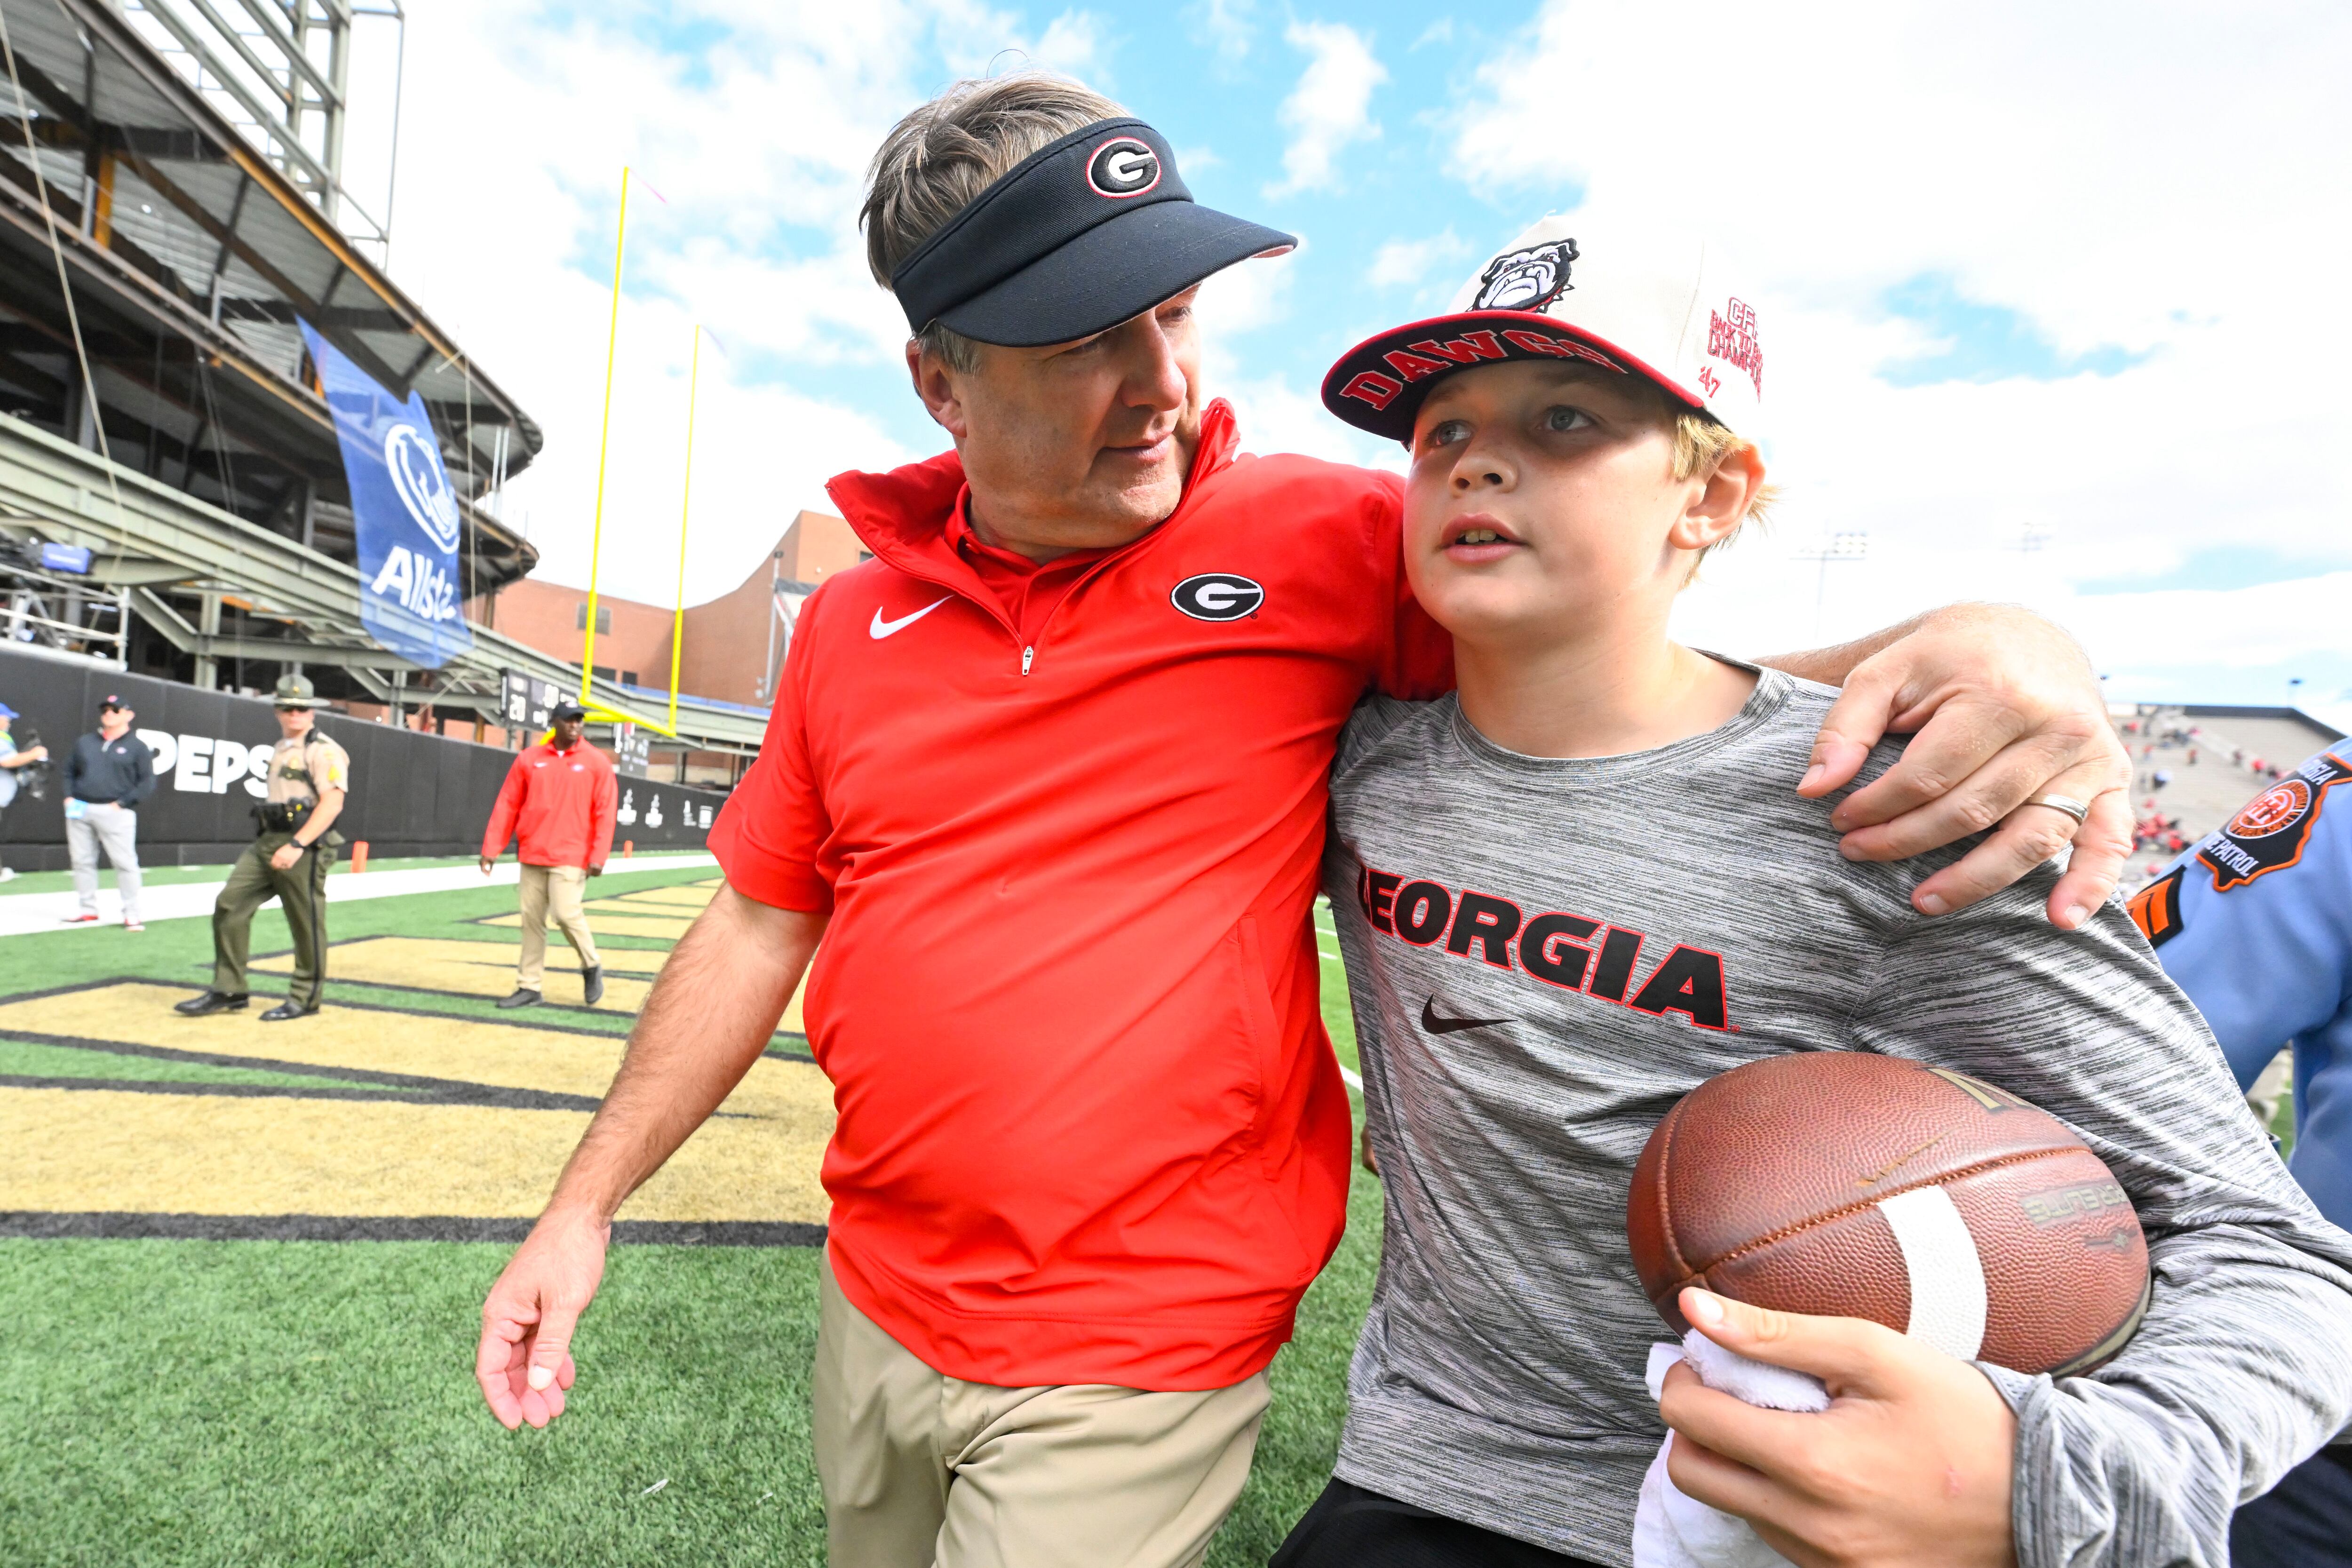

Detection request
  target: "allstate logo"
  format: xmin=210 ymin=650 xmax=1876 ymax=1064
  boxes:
xmin=383 ymin=422 xmax=461 ymax=553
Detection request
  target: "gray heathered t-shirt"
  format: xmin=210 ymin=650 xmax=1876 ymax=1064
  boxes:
xmin=1321 ymin=668 xmax=2352 ymax=1568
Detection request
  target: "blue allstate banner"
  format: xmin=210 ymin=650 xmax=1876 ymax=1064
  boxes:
xmin=299 ymin=321 xmax=472 ymax=669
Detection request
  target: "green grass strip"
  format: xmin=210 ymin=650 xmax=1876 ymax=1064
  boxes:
xmin=0 ymin=1035 xmax=407 ymax=1094
xmin=0 ymin=1163 xmax=1381 ymax=1567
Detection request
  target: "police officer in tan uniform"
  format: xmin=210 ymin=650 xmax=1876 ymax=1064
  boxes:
xmin=176 ymin=674 xmax=351 ymax=1020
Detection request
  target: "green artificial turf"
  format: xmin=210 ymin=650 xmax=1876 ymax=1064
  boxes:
xmin=0 ymin=1035 xmax=406 ymax=1093
xmin=0 ymin=860 xmax=714 ymax=1037
xmin=1313 ymin=898 xmax=1359 ymax=1074
xmin=0 ymin=868 xmax=1384 ymax=1566
xmin=0 ymin=852 xmax=661 ymax=898
xmin=0 ymin=1172 xmax=1381 ymax=1567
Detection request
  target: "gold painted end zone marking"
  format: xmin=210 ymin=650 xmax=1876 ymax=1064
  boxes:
xmin=481 ymin=911 xmax=693 ymax=941
xmin=0 ymin=981 xmax=832 ymax=1225
xmin=249 ymin=936 xmax=806 ymax=1033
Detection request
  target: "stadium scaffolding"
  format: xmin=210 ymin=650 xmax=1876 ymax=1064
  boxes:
xmin=0 ymin=0 xmax=766 ymax=754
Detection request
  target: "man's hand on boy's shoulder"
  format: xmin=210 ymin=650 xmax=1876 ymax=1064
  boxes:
xmin=1766 ymin=604 xmax=2131 ymax=930
xmin=1659 ymin=1289 xmax=2018 ymax=1568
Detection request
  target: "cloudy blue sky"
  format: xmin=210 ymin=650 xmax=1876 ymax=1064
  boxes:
xmin=351 ymin=0 xmax=2352 ymax=723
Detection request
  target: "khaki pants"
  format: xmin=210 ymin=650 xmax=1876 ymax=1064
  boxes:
xmin=814 ymin=1257 xmax=1271 ymax=1568
xmin=516 ymin=863 xmax=597 ymax=991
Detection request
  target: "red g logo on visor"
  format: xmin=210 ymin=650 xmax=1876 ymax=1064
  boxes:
xmin=1087 ymin=137 xmax=1161 ymax=199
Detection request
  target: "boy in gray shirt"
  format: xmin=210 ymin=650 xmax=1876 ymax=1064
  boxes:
xmin=1278 ymin=219 xmax=2352 ymax=1568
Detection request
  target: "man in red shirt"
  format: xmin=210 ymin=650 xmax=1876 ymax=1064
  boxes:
xmin=479 ymin=701 xmax=618 ymax=1009
xmin=477 ymin=77 xmax=2131 ymax=1564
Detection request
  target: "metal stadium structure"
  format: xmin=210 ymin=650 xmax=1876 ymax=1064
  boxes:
xmin=0 ymin=0 xmax=766 ymax=756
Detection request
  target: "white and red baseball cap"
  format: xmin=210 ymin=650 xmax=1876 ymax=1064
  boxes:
xmin=1320 ymin=216 xmax=1767 ymax=443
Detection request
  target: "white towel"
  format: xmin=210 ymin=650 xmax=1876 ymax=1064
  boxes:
xmin=1630 ymin=1331 xmax=1828 ymax=1568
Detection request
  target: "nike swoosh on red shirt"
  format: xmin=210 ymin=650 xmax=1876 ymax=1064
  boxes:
xmin=1421 ymin=995 xmax=1510 ymax=1035
xmin=870 ymin=597 xmax=953 ymax=640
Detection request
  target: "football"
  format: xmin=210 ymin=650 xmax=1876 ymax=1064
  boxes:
xmin=1625 ymin=1052 xmax=2150 ymax=1375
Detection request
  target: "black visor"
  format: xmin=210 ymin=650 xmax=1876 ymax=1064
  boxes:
xmin=890 ymin=118 xmax=1295 ymax=349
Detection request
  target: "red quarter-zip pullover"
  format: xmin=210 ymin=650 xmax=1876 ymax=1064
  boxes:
xmin=711 ymin=401 xmax=1449 ymax=1389
xmin=483 ymin=740 xmax=618 ymax=871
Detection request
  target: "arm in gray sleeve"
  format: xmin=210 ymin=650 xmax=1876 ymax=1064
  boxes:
xmin=64 ymin=734 xmax=85 ymax=797
xmin=1845 ymin=863 xmax=2352 ymax=1568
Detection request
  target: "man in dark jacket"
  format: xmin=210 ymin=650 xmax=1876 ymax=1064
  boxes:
xmin=62 ymin=693 xmax=153 ymax=930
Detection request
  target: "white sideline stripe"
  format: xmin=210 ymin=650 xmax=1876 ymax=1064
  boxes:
xmin=1875 ymin=1185 xmax=1988 ymax=1361
xmin=0 ymin=853 xmax=719 ymax=938
xmin=1340 ymin=1065 xmax=1363 ymax=1091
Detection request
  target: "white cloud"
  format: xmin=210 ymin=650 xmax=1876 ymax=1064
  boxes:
xmin=382 ymin=2 xmax=972 ymax=604
xmin=1456 ymin=0 xmax=2352 ymax=684
xmin=1193 ymin=241 xmax=1302 ymax=334
xmin=1367 ymin=229 xmax=1470 ymax=290
xmin=1189 ymin=0 xmax=1255 ymax=61
xmin=1265 ymin=22 xmax=1387 ymax=198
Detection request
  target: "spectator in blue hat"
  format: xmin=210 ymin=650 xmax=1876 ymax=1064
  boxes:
xmin=0 ymin=700 xmax=48 ymax=882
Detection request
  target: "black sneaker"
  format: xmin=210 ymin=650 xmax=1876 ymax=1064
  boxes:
xmin=497 ymin=988 xmax=543 ymax=1010
xmin=260 ymin=1001 xmax=318 ymax=1022
xmin=582 ymin=966 xmax=605 ymax=1006
xmin=174 ymin=991 xmax=248 ymax=1016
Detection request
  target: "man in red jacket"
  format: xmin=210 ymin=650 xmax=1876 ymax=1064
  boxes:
xmin=476 ymin=77 xmax=2134 ymax=1564
xmin=479 ymin=701 xmax=617 ymax=1009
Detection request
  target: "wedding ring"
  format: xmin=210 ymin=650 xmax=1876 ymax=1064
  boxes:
xmin=2027 ymin=793 xmax=2091 ymax=824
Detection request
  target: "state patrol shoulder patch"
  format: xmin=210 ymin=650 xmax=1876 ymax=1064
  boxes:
xmin=2196 ymin=752 xmax=2352 ymax=891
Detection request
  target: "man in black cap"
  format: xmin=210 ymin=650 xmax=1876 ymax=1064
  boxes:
xmin=478 ymin=72 xmax=2136 ymax=1564
xmin=62 ymin=693 xmax=153 ymax=930
xmin=178 ymin=673 xmax=350 ymax=1020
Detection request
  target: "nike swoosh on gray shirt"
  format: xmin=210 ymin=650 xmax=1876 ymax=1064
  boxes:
xmin=1320 ymin=669 xmax=2352 ymax=1568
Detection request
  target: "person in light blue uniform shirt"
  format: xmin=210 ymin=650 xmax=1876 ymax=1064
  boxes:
xmin=2130 ymin=739 xmax=2352 ymax=1567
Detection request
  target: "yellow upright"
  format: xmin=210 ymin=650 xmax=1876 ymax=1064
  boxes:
xmin=668 ymin=324 xmax=701 ymax=736
xmin=579 ymin=166 xmax=630 ymax=702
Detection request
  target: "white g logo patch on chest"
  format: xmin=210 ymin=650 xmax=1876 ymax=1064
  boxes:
xmin=1170 ymin=573 xmax=1265 ymax=622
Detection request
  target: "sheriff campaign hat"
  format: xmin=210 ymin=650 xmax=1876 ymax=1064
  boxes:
xmin=890 ymin=118 xmax=1295 ymax=348
xmin=1320 ymin=217 xmax=1767 ymax=443
xmin=270 ymin=673 xmax=328 ymax=709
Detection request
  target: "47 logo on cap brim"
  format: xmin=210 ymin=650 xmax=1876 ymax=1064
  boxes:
xmin=2198 ymin=753 xmax=2351 ymax=890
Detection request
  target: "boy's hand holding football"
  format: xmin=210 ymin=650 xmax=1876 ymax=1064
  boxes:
xmin=1657 ymin=1288 xmax=2017 ymax=1568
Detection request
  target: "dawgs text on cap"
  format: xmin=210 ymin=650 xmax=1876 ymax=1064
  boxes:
xmin=1319 ymin=217 xmax=1766 ymax=443
xmin=890 ymin=118 xmax=1295 ymax=349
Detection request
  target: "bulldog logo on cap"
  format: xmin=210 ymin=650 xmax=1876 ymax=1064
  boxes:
xmin=1472 ymin=238 xmax=1577 ymax=313
xmin=1086 ymin=136 xmax=1161 ymax=199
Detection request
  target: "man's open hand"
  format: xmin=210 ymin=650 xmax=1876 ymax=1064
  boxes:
xmin=1659 ymin=1288 xmax=2017 ymax=1568
xmin=476 ymin=1206 xmax=608 ymax=1430
xmin=1797 ymin=604 xmax=2130 ymax=927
